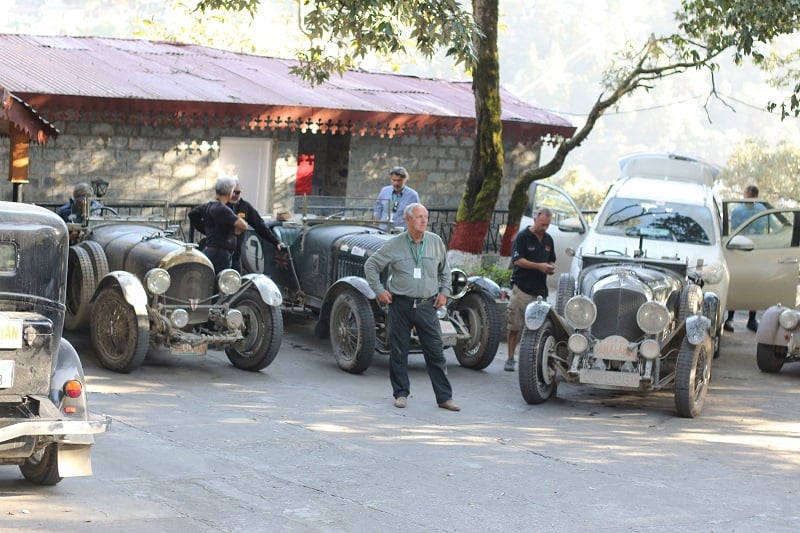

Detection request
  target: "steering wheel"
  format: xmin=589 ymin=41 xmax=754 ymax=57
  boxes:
xmin=597 ymin=249 xmax=625 ymax=256
xmin=99 ymin=205 xmax=119 ymax=216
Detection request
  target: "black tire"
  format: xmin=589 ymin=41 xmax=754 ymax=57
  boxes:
xmin=90 ymin=286 xmax=150 ymax=373
xmin=65 ymin=245 xmax=96 ymax=331
xmin=453 ymin=290 xmax=501 ymax=370
xmin=225 ymin=289 xmax=283 ymax=371
xmin=555 ymin=273 xmax=575 ymax=316
xmin=80 ymin=240 xmax=109 ymax=280
xmin=756 ymin=342 xmax=786 ymax=373
xmin=20 ymin=444 xmax=62 ymax=486
xmin=675 ymin=337 xmax=712 ymax=418
xmin=518 ymin=319 xmax=558 ymax=404
xmin=329 ymin=289 xmax=375 ymax=374
xmin=677 ymin=285 xmax=702 ymax=325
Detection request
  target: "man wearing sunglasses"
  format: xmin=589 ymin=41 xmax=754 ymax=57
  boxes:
xmin=226 ymin=182 xmax=285 ymax=272
xmin=373 ymin=166 xmax=419 ymax=231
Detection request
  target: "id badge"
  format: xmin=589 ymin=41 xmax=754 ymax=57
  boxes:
xmin=413 ymin=267 xmax=422 ymax=279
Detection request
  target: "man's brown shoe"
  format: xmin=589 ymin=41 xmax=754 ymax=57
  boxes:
xmin=438 ymin=399 xmax=460 ymax=411
xmin=394 ymin=396 xmax=407 ymax=408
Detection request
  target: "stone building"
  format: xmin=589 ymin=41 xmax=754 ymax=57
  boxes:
xmin=0 ymin=34 xmax=574 ymax=215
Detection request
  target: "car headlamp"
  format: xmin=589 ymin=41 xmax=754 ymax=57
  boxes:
xmin=567 ymin=333 xmax=588 ymax=353
xmin=217 ymin=269 xmax=242 ymax=295
xmin=695 ymin=261 xmax=724 ymax=285
xmin=436 ymin=305 xmax=448 ymax=319
xmin=564 ymin=295 xmax=596 ymax=330
xmin=226 ymin=309 xmax=244 ymax=329
xmin=144 ymin=268 xmax=171 ymax=295
xmin=636 ymin=301 xmax=670 ymax=335
xmin=639 ymin=338 xmax=660 ymax=360
xmin=779 ymin=309 xmax=800 ymax=330
xmin=170 ymin=308 xmax=189 ymax=328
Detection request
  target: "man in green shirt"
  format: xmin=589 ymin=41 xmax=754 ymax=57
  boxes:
xmin=364 ymin=203 xmax=460 ymax=411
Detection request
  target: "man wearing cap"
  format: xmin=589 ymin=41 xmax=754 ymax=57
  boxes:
xmin=373 ymin=166 xmax=420 ymax=231
xmin=57 ymin=182 xmax=103 ymax=224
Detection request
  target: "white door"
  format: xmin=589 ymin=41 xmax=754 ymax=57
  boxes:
xmin=724 ymin=208 xmax=800 ymax=310
xmin=219 ymin=138 xmax=274 ymax=214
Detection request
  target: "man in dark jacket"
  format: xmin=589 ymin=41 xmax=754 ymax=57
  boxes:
xmin=188 ymin=181 xmax=284 ymax=273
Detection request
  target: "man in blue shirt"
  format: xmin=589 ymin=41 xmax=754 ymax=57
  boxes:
xmin=725 ymin=185 xmax=766 ymax=332
xmin=373 ymin=166 xmax=420 ymax=231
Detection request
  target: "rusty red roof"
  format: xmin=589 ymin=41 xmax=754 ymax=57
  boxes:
xmin=1 ymin=85 xmax=59 ymax=143
xmin=0 ymin=34 xmax=574 ymax=142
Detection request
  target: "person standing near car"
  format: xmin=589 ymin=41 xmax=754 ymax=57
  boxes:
xmin=57 ymin=182 xmax=104 ymax=243
xmin=364 ymin=202 xmax=460 ymax=411
xmin=225 ymin=181 xmax=285 ymax=273
xmin=504 ymin=206 xmax=556 ymax=372
xmin=373 ymin=166 xmax=420 ymax=231
xmin=200 ymin=177 xmax=248 ymax=274
xmin=725 ymin=184 xmax=766 ymax=333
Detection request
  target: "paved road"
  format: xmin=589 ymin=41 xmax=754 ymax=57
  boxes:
xmin=1 ymin=312 xmax=798 ymax=532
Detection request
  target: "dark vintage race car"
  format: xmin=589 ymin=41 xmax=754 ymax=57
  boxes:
xmin=754 ymin=303 xmax=800 ymax=373
xmin=64 ymin=208 xmax=283 ymax=374
xmin=240 ymin=201 xmax=502 ymax=374
xmin=0 ymin=202 xmax=109 ymax=485
xmin=518 ymin=237 xmax=720 ymax=418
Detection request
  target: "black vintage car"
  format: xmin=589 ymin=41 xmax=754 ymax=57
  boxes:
xmin=518 ymin=239 xmax=719 ymax=418
xmin=240 ymin=199 xmax=502 ymax=374
xmin=0 ymin=201 xmax=109 ymax=485
xmin=64 ymin=209 xmax=283 ymax=373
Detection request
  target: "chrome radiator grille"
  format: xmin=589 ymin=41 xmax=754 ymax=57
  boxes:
xmin=334 ymin=234 xmax=388 ymax=279
xmin=591 ymin=287 xmax=645 ymax=340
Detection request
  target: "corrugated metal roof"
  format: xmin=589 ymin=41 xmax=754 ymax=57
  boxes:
xmin=1 ymin=85 xmax=59 ymax=143
xmin=0 ymin=34 xmax=574 ymax=141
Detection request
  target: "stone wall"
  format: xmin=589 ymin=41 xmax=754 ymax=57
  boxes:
xmin=1 ymin=121 xmax=540 ymax=214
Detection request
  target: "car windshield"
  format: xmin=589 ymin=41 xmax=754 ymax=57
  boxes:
xmin=597 ymin=198 xmax=714 ymax=245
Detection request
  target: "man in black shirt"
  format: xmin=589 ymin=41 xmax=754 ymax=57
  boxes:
xmin=226 ymin=183 xmax=284 ymax=272
xmin=505 ymin=207 xmax=556 ymax=371
xmin=189 ymin=177 xmax=247 ymax=274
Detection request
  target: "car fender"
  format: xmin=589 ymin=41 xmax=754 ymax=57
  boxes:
xmin=467 ymin=276 xmax=501 ymax=299
xmin=92 ymin=270 xmax=148 ymax=321
xmin=316 ymin=277 xmax=379 ymax=338
xmin=237 ymin=273 xmax=283 ymax=307
xmin=50 ymin=338 xmax=90 ymax=419
xmin=755 ymin=304 xmax=790 ymax=345
xmin=685 ymin=314 xmax=712 ymax=345
xmin=524 ymin=298 xmax=570 ymax=338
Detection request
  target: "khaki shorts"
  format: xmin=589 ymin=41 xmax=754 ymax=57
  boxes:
xmin=506 ymin=285 xmax=538 ymax=332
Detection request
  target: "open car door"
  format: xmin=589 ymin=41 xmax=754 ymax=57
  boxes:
xmin=521 ymin=181 xmax=589 ymax=292
xmin=724 ymin=208 xmax=800 ymax=310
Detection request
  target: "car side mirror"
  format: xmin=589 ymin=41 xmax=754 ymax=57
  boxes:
xmin=451 ymin=269 xmax=469 ymax=299
xmin=727 ymin=235 xmax=754 ymax=251
xmin=558 ymin=217 xmax=584 ymax=234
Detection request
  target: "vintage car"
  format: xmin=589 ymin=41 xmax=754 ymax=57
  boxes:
xmin=0 ymin=201 xmax=109 ymax=485
xmin=756 ymin=301 xmax=800 ymax=373
xmin=519 ymin=244 xmax=718 ymax=418
xmin=240 ymin=197 xmax=502 ymax=374
xmin=517 ymin=154 xmax=800 ymax=417
xmin=64 ymin=206 xmax=283 ymax=373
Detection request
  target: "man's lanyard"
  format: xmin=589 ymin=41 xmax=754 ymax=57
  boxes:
xmin=407 ymin=234 xmax=425 ymax=265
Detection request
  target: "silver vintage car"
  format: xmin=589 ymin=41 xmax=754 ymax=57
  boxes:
xmin=64 ymin=205 xmax=283 ymax=373
xmin=0 ymin=202 xmax=109 ymax=485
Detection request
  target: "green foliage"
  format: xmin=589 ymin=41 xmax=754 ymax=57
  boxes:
xmin=545 ymin=168 xmax=607 ymax=212
xmin=717 ymin=138 xmax=800 ymax=205
xmin=465 ymin=264 xmax=512 ymax=288
xmin=195 ymin=0 xmax=480 ymax=86
xmin=679 ymin=0 xmax=800 ymax=118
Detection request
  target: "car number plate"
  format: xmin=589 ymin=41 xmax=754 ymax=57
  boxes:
xmin=0 ymin=360 xmax=14 ymax=389
xmin=171 ymin=342 xmax=208 ymax=356
xmin=593 ymin=335 xmax=637 ymax=361
xmin=0 ymin=314 xmax=23 ymax=349
xmin=439 ymin=320 xmax=458 ymax=336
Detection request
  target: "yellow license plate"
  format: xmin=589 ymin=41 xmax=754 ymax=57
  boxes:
xmin=0 ymin=360 xmax=14 ymax=389
xmin=171 ymin=342 xmax=208 ymax=356
xmin=593 ymin=335 xmax=637 ymax=361
xmin=439 ymin=320 xmax=458 ymax=336
xmin=0 ymin=315 xmax=22 ymax=350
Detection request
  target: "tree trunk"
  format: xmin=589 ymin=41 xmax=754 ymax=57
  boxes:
xmin=449 ymin=0 xmax=503 ymax=254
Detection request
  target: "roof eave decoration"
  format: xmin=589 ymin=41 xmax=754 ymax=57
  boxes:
xmin=1 ymin=87 xmax=60 ymax=144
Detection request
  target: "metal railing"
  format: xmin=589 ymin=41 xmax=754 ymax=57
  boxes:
xmin=36 ymin=199 xmax=510 ymax=253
